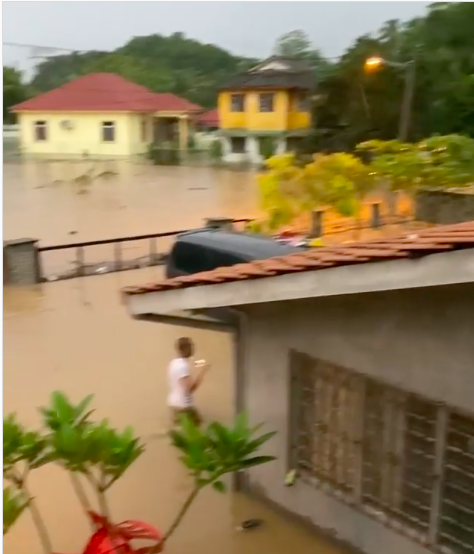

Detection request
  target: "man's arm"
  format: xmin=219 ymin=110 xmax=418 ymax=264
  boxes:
xmin=180 ymin=362 xmax=210 ymax=394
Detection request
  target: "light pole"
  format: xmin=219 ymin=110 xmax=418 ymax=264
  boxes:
xmin=364 ymin=56 xmax=416 ymax=141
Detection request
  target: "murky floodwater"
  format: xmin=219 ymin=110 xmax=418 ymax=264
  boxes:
xmin=3 ymin=161 xmax=345 ymax=554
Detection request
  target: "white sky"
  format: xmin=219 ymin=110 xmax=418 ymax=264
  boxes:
xmin=3 ymin=1 xmax=431 ymax=76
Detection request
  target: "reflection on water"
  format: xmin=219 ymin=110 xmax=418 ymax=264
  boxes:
xmin=3 ymin=161 xmax=345 ymax=554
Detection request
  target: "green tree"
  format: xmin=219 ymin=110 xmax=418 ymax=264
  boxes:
xmin=31 ymin=34 xmax=259 ymax=109
xmin=357 ymin=134 xmax=474 ymax=193
xmin=273 ymin=29 xmax=330 ymax=78
xmin=314 ymin=2 xmax=474 ymax=146
xmin=3 ymin=67 xmax=29 ymax=122
xmin=255 ymin=152 xmax=376 ymax=232
xmin=274 ymin=29 xmax=313 ymax=58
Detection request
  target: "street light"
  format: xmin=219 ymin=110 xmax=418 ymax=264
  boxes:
xmin=364 ymin=56 xmax=416 ymax=142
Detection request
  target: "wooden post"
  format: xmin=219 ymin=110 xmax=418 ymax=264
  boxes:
xmin=371 ymin=203 xmax=381 ymax=228
xmin=309 ymin=210 xmax=324 ymax=238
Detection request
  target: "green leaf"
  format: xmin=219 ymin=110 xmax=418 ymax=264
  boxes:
xmin=51 ymin=391 xmax=74 ymax=423
xmin=212 ymin=480 xmax=226 ymax=493
xmin=245 ymin=432 xmax=277 ymax=455
xmin=240 ymin=456 xmax=276 ymax=468
xmin=75 ymin=394 xmax=94 ymax=419
xmin=3 ymin=487 xmax=29 ymax=535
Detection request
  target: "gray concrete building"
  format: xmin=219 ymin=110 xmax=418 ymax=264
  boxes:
xmin=122 ymin=221 xmax=474 ymax=554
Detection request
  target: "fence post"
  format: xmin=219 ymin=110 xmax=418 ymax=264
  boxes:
xmin=371 ymin=203 xmax=381 ymax=229
xmin=3 ymin=238 xmax=41 ymax=285
xmin=114 ymin=242 xmax=122 ymax=271
xmin=309 ymin=210 xmax=324 ymax=238
xmin=205 ymin=217 xmax=234 ymax=232
xmin=76 ymin=246 xmax=85 ymax=277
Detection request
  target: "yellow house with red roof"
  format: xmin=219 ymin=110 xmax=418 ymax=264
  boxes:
xmin=11 ymin=73 xmax=201 ymax=158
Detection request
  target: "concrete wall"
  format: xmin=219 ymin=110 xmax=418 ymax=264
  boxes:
xmin=415 ymin=188 xmax=474 ymax=224
xmin=218 ymin=90 xmax=311 ymax=132
xmin=221 ymin=135 xmax=287 ymax=165
xmin=17 ymin=112 xmax=148 ymax=158
xmin=241 ymin=284 xmax=474 ymax=554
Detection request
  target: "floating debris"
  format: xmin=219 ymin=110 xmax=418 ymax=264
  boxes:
xmin=285 ymin=469 xmax=297 ymax=487
xmin=237 ymin=519 xmax=263 ymax=531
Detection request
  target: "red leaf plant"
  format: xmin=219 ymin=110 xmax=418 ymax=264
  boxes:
xmin=55 ymin=511 xmax=163 ymax=554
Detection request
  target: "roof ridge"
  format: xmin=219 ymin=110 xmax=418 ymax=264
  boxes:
xmin=122 ymin=220 xmax=474 ymax=296
xmin=11 ymin=73 xmax=202 ymax=113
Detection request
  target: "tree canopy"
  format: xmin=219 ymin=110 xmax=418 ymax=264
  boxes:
xmin=22 ymin=33 xmax=257 ymax=110
xmin=3 ymin=67 xmax=30 ymax=123
xmin=312 ymin=2 xmax=474 ymax=149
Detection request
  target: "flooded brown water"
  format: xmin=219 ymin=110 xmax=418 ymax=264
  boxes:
xmin=3 ymin=161 xmax=345 ymax=554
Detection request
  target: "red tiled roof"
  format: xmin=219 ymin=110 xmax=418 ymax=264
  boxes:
xmin=12 ymin=73 xmax=202 ymax=113
xmin=197 ymin=108 xmax=219 ymax=127
xmin=122 ymin=220 xmax=474 ymax=296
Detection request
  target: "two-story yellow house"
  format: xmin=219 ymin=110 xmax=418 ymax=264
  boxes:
xmin=217 ymin=56 xmax=314 ymax=164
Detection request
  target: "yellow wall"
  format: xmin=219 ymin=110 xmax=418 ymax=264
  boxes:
xmin=218 ymin=90 xmax=311 ymax=132
xmin=16 ymin=112 xmax=150 ymax=158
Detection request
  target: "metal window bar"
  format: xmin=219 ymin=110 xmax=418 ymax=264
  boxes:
xmin=398 ymin=395 xmax=437 ymax=538
xmin=290 ymin=353 xmax=359 ymax=499
xmin=288 ymin=350 xmax=474 ymax=554
xmin=438 ymin=411 xmax=474 ymax=554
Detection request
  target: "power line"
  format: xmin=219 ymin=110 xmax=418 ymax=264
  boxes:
xmin=3 ymin=41 xmax=86 ymax=54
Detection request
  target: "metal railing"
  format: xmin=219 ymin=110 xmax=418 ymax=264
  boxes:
xmin=38 ymin=219 xmax=251 ymax=281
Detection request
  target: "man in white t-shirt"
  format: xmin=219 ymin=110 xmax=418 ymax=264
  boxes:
xmin=168 ymin=337 xmax=209 ymax=426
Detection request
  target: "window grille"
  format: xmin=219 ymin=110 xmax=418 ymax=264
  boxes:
xmin=438 ymin=412 xmax=474 ymax=554
xmin=289 ymin=351 xmax=474 ymax=554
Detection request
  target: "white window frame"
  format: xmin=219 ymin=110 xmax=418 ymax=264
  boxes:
xmin=34 ymin=121 xmax=47 ymax=142
xmin=230 ymin=94 xmax=245 ymax=113
xmin=101 ymin=121 xmax=115 ymax=142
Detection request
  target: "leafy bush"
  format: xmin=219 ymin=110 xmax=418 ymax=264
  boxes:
xmin=147 ymin=144 xmax=181 ymax=166
xmin=209 ymin=138 xmax=223 ymax=160
xmin=259 ymin=137 xmax=276 ymax=160
xmin=258 ymin=151 xmax=375 ymax=231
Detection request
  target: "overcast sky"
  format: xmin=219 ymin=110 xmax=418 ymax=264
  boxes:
xmin=3 ymin=1 xmax=431 ymax=74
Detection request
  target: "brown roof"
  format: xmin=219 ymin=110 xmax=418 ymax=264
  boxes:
xmin=220 ymin=56 xmax=315 ymax=92
xmin=197 ymin=108 xmax=219 ymax=127
xmin=122 ymin=220 xmax=474 ymax=296
xmin=12 ymin=73 xmax=202 ymax=113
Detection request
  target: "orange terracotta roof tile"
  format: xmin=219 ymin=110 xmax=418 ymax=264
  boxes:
xmin=122 ymin=220 xmax=474 ymax=296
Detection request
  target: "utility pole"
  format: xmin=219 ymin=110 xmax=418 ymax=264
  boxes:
xmin=398 ymin=60 xmax=416 ymax=142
